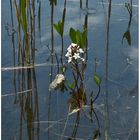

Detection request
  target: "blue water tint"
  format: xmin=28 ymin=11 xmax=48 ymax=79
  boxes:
xmin=2 ymin=0 xmax=138 ymax=139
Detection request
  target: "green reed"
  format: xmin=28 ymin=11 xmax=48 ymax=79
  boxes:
xmin=13 ymin=0 xmax=40 ymax=65
xmin=53 ymin=0 xmax=66 ymax=67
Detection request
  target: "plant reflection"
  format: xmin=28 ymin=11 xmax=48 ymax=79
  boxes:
xmin=53 ymin=0 xmax=66 ymax=69
xmin=122 ymin=0 xmax=133 ymax=46
xmin=64 ymin=61 xmax=101 ymax=140
xmin=15 ymin=68 xmax=40 ymax=140
xmin=9 ymin=1 xmax=40 ymax=139
xmin=104 ymin=0 xmax=112 ymax=139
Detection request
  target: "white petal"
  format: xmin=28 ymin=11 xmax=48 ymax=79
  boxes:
xmin=68 ymin=59 xmax=71 ymax=63
xmin=68 ymin=49 xmax=72 ymax=53
xmin=73 ymin=53 xmax=80 ymax=59
xmin=68 ymin=57 xmax=72 ymax=63
xmin=71 ymin=43 xmax=77 ymax=47
xmin=79 ymin=48 xmax=84 ymax=53
xmin=82 ymin=58 xmax=84 ymax=61
xmin=67 ymin=45 xmax=72 ymax=50
xmin=65 ymin=52 xmax=69 ymax=57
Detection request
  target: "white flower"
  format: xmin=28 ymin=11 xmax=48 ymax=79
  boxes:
xmin=68 ymin=57 xmax=72 ymax=63
xmin=78 ymin=48 xmax=84 ymax=53
xmin=77 ymin=46 xmax=80 ymax=49
xmin=65 ymin=52 xmax=70 ymax=57
xmin=67 ymin=45 xmax=72 ymax=51
xmin=81 ymin=58 xmax=85 ymax=62
xmin=65 ymin=43 xmax=85 ymax=63
xmin=71 ymin=43 xmax=77 ymax=47
xmin=73 ymin=53 xmax=80 ymax=60
xmin=68 ymin=48 xmax=72 ymax=53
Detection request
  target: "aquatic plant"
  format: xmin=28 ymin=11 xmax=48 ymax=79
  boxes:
xmin=54 ymin=21 xmax=64 ymax=37
xmin=13 ymin=0 xmax=41 ymax=64
xmin=53 ymin=20 xmax=64 ymax=63
xmin=94 ymin=74 xmax=102 ymax=86
xmin=54 ymin=0 xmax=66 ymax=66
xmin=65 ymin=43 xmax=85 ymax=63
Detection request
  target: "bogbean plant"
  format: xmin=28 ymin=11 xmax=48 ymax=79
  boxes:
xmin=50 ymin=26 xmax=102 ymax=135
xmin=52 ymin=25 xmax=102 ymax=106
xmin=65 ymin=27 xmax=102 ymax=105
xmin=65 ymin=28 xmax=101 ymax=136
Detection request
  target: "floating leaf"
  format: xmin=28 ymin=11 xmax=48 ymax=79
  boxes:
xmin=94 ymin=74 xmax=101 ymax=86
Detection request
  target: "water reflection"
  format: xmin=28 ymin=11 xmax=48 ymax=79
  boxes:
xmin=104 ymin=0 xmax=112 ymax=139
xmin=122 ymin=0 xmax=133 ymax=46
xmin=15 ymin=68 xmax=40 ymax=140
xmin=2 ymin=0 xmax=138 ymax=139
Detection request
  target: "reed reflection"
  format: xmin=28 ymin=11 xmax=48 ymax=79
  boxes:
xmin=104 ymin=0 xmax=112 ymax=139
xmin=10 ymin=0 xmax=18 ymax=104
xmin=16 ymin=68 xmax=40 ymax=140
xmin=48 ymin=0 xmax=58 ymax=139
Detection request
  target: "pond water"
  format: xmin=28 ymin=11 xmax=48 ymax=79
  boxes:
xmin=2 ymin=0 xmax=138 ymax=140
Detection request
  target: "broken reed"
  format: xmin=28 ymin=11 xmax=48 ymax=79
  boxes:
xmin=13 ymin=0 xmax=41 ymax=65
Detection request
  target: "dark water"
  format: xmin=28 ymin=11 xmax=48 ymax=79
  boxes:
xmin=2 ymin=0 xmax=138 ymax=140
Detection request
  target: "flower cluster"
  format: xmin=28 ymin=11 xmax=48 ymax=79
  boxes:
xmin=65 ymin=43 xmax=85 ymax=63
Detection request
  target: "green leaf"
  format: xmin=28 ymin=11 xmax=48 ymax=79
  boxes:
xmin=94 ymin=74 xmax=101 ymax=86
xmin=20 ymin=0 xmax=28 ymax=38
xmin=66 ymin=80 xmax=76 ymax=90
xmin=82 ymin=29 xmax=87 ymax=48
xmin=66 ymin=80 xmax=72 ymax=90
xmin=71 ymin=81 xmax=76 ymax=89
xmin=122 ymin=30 xmax=131 ymax=46
xmin=54 ymin=24 xmax=60 ymax=34
xmin=76 ymin=30 xmax=81 ymax=46
xmin=59 ymin=21 xmax=63 ymax=36
xmin=54 ymin=21 xmax=64 ymax=37
xmin=69 ymin=28 xmax=87 ymax=48
xmin=69 ymin=28 xmax=76 ymax=43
